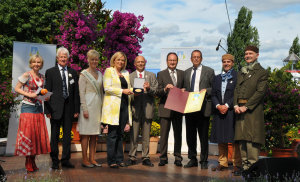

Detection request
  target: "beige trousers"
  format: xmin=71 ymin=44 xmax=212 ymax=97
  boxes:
xmin=218 ymin=143 xmax=242 ymax=167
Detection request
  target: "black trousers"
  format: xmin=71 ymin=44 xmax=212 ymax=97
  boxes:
xmin=50 ymin=99 xmax=72 ymax=164
xmin=185 ymin=111 xmax=210 ymax=162
xmin=106 ymin=97 xmax=128 ymax=165
xmin=159 ymin=114 xmax=182 ymax=161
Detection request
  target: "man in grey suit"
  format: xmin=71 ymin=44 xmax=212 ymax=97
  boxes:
xmin=156 ymin=52 xmax=184 ymax=167
xmin=183 ymin=50 xmax=215 ymax=169
xmin=128 ymin=55 xmax=158 ymax=167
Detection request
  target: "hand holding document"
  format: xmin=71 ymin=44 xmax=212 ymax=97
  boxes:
xmin=164 ymin=87 xmax=206 ymax=114
xmin=133 ymin=78 xmax=145 ymax=93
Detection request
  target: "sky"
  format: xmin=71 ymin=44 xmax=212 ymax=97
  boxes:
xmin=103 ymin=0 xmax=300 ymax=74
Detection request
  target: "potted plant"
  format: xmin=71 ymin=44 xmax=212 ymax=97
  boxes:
xmin=149 ymin=121 xmax=160 ymax=154
xmin=264 ymin=65 xmax=300 ymax=157
xmin=59 ymin=126 xmax=74 ymax=154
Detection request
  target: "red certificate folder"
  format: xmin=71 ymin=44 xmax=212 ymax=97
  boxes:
xmin=164 ymin=87 xmax=206 ymax=113
xmin=164 ymin=87 xmax=189 ymax=113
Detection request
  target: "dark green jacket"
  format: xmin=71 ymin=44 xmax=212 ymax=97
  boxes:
xmin=234 ymin=63 xmax=268 ymax=145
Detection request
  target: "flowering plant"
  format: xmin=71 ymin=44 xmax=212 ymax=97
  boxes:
xmin=59 ymin=126 xmax=74 ymax=142
xmin=264 ymin=66 xmax=300 ymax=150
xmin=101 ymin=11 xmax=149 ymax=72
xmin=56 ymin=9 xmax=99 ymax=71
xmin=150 ymin=121 xmax=160 ymax=137
xmin=0 ymin=80 xmax=20 ymax=137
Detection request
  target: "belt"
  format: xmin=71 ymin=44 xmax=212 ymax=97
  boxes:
xmin=238 ymin=99 xmax=248 ymax=104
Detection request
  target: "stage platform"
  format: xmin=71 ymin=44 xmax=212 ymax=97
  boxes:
xmin=1 ymin=152 xmax=243 ymax=182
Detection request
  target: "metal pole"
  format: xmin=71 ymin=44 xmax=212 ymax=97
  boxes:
xmin=225 ymin=0 xmax=232 ymax=34
xmin=120 ymin=0 xmax=122 ymax=12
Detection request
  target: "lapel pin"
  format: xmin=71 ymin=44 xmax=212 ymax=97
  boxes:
xmin=248 ymin=75 xmax=252 ymax=78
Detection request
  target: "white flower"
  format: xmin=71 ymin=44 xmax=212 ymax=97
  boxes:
xmin=69 ymin=74 xmax=72 ymax=77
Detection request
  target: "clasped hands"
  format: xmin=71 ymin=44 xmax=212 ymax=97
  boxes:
xmin=217 ymin=105 xmax=228 ymax=115
xmin=234 ymin=106 xmax=247 ymax=114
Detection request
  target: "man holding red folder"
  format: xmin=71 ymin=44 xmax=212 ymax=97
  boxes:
xmin=156 ymin=52 xmax=184 ymax=167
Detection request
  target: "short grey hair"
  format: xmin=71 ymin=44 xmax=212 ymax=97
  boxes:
xmin=56 ymin=47 xmax=69 ymax=58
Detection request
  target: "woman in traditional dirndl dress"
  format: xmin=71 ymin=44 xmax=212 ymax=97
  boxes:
xmin=14 ymin=54 xmax=51 ymax=172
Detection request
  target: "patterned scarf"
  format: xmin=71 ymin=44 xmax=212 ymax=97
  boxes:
xmin=221 ymin=69 xmax=233 ymax=81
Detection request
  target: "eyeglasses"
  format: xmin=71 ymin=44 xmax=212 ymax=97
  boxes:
xmin=192 ymin=56 xmax=201 ymax=59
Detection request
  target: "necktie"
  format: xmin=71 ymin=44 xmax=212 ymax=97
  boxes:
xmin=139 ymin=73 xmax=142 ymax=78
xmin=171 ymin=70 xmax=177 ymax=86
xmin=190 ymin=67 xmax=197 ymax=92
xmin=61 ymin=68 xmax=68 ymax=99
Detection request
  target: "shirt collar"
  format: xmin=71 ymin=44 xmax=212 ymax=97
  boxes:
xmin=168 ymin=68 xmax=176 ymax=74
xmin=194 ymin=64 xmax=202 ymax=70
xmin=58 ymin=64 xmax=67 ymax=71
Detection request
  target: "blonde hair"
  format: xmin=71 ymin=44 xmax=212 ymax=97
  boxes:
xmin=110 ymin=52 xmax=127 ymax=70
xmin=29 ymin=54 xmax=44 ymax=69
xmin=87 ymin=49 xmax=100 ymax=62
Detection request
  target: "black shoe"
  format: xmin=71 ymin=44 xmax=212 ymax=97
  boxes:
xmin=174 ymin=160 xmax=182 ymax=167
xmin=200 ymin=162 xmax=208 ymax=169
xmin=142 ymin=159 xmax=154 ymax=167
xmin=184 ymin=160 xmax=198 ymax=168
xmin=158 ymin=160 xmax=168 ymax=166
xmin=233 ymin=166 xmax=243 ymax=176
xmin=118 ymin=162 xmax=128 ymax=167
xmin=127 ymin=159 xmax=137 ymax=166
xmin=51 ymin=162 xmax=59 ymax=170
xmin=81 ymin=163 xmax=94 ymax=168
xmin=61 ymin=161 xmax=75 ymax=168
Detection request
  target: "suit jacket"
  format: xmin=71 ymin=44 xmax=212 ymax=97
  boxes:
xmin=101 ymin=67 xmax=132 ymax=126
xmin=183 ymin=65 xmax=215 ymax=117
xmin=44 ymin=64 xmax=80 ymax=120
xmin=130 ymin=70 xmax=158 ymax=120
xmin=234 ymin=63 xmax=268 ymax=145
xmin=156 ymin=68 xmax=184 ymax=118
xmin=210 ymin=70 xmax=237 ymax=143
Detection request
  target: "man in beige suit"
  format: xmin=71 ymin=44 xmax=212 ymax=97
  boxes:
xmin=128 ymin=55 xmax=158 ymax=167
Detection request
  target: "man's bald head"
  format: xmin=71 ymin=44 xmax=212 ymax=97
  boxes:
xmin=134 ymin=55 xmax=146 ymax=72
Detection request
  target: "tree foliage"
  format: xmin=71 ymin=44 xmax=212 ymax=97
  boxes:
xmin=101 ymin=11 xmax=149 ymax=72
xmin=0 ymin=0 xmax=77 ymax=58
xmin=289 ymin=36 xmax=300 ymax=57
xmin=227 ymin=6 xmax=259 ymax=70
xmin=264 ymin=63 xmax=300 ymax=150
xmin=56 ymin=9 xmax=99 ymax=71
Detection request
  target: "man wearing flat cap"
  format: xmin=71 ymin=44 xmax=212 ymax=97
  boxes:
xmin=233 ymin=46 xmax=268 ymax=173
xmin=210 ymin=54 xmax=242 ymax=175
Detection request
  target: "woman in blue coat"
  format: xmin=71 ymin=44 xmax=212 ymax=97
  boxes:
xmin=210 ymin=54 xmax=242 ymax=175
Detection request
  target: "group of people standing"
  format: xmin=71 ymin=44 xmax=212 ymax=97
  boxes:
xmin=14 ymin=45 xmax=267 ymax=176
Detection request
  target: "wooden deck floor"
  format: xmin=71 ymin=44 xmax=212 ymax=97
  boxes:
xmin=1 ymin=152 xmax=244 ymax=182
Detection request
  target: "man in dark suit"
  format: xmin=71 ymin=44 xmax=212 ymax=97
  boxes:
xmin=210 ymin=54 xmax=242 ymax=175
xmin=128 ymin=55 xmax=158 ymax=167
xmin=183 ymin=50 xmax=215 ymax=169
xmin=234 ymin=46 xmax=268 ymax=173
xmin=156 ymin=52 xmax=184 ymax=167
xmin=44 ymin=47 xmax=80 ymax=169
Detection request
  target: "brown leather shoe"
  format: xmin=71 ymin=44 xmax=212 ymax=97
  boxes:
xmin=211 ymin=164 xmax=227 ymax=171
